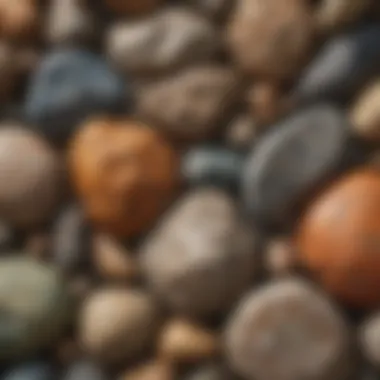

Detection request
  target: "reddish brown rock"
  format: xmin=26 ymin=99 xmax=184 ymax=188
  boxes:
xmin=68 ymin=118 xmax=179 ymax=238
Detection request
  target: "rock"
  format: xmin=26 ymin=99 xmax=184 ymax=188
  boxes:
xmin=45 ymin=0 xmax=96 ymax=45
xmin=0 ymin=257 xmax=71 ymax=360
xmin=107 ymin=8 xmax=219 ymax=76
xmin=227 ymin=0 xmax=314 ymax=80
xmin=293 ymin=26 xmax=380 ymax=104
xmin=185 ymin=364 xmax=240 ymax=380
xmin=68 ymin=118 xmax=179 ymax=237
xmin=137 ymin=65 xmax=239 ymax=141
xmin=350 ymin=80 xmax=380 ymax=141
xmin=225 ymin=114 xmax=257 ymax=150
xmin=79 ymin=288 xmax=159 ymax=363
xmin=2 ymin=362 xmax=55 ymax=380
xmin=63 ymin=360 xmax=108 ymax=380
xmin=104 ymin=0 xmax=162 ymax=15
xmin=0 ymin=126 xmax=62 ymax=228
xmin=121 ymin=361 xmax=174 ymax=380
xmin=140 ymin=189 xmax=256 ymax=319
xmin=264 ymin=237 xmax=296 ymax=277
xmin=0 ymin=0 xmax=39 ymax=41
xmin=225 ymin=278 xmax=352 ymax=380
xmin=296 ymin=169 xmax=380 ymax=308
xmin=359 ymin=312 xmax=380 ymax=368
xmin=242 ymin=104 xmax=348 ymax=227
xmin=315 ymin=0 xmax=372 ymax=34
xmin=158 ymin=318 xmax=219 ymax=364
xmin=24 ymin=48 xmax=128 ymax=144
xmin=92 ymin=233 xmax=138 ymax=282
xmin=51 ymin=204 xmax=89 ymax=273
xmin=182 ymin=146 xmax=244 ymax=192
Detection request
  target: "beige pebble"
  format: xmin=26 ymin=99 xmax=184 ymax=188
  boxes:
xmin=225 ymin=114 xmax=258 ymax=149
xmin=359 ymin=312 xmax=380 ymax=368
xmin=264 ymin=237 xmax=296 ymax=277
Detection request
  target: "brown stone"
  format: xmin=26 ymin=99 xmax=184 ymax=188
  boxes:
xmin=68 ymin=118 xmax=179 ymax=238
xmin=265 ymin=237 xmax=296 ymax=277
xmin=122 ymin=360 xmax=174 ymax=380
xmin=158 ymin=318 xmax=219 ymax=364
xmin=92 ymin=233 xmax=138 ymax=282
xmin=225 ymin=114 xmax=258 ymax=150
xmin=105 ymin=0 xmax=162 ymax=15
xmin=227 ymin=0 xmax=314 ymax=81
xmin=296 ymin=169 xmax=380 ymax=308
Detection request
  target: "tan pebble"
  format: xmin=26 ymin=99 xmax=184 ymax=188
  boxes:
xmin=122 ymin=360 xmax=174 ymax=380
xmin=158 ymin=318 xmax=219 ymax=364
xmin=225 ymin=114 xmax=258 ymax=149
xmin=92 ymin=233 xmax=138 ymax=282
xmin=265 ymin=237 xmax=296 ymax=277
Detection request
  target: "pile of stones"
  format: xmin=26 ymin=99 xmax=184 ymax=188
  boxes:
xmin=0 ymin=0 xmax=380 ymax=379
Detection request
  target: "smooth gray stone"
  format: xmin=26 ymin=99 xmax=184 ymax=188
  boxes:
xmin=242 ymin=104 xmax=348 ymax=227
xmin=294 ymin=25 xmax=380 ymax=103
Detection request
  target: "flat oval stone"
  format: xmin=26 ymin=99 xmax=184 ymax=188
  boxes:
xmin=182 ymin=146 xmax=244 ymax=192
xmin=293 ymin=26 xmax=380 ymax=104
xmin=24 ymin=48 xmax=128 ymax=144
xmin=242 ymin=104 xmax=348 ymax=227
xmin=2 ymin=362 xmax=55 ymax=380
xmin=225 ymin=278 xmax=352 ymax=380
xmin=0 ymin=257 xmax=71 ymax=360
xmin=63 ymin=360 xmax=108 ymax=380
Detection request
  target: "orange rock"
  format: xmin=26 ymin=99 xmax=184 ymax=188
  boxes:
xmin=68 ymin=118 xmax=179 ymax=237
xmin=296 ymin=169 xmax=380 ymax=308
xmin=104 ymin=0 xmax=162 ymax=14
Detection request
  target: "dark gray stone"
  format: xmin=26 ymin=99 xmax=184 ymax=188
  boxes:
xmin=24 ymin=48 xmax=129 ymax=144
xmin=2 ymin=362 xmax=54 ymax=380
xmin=293 ymin=26 xmax=380 ymax=104
xmin=63 ymin=361 xmax=107 ymax=380
xmin=242 ymin=104 xmax=348 ymax=227
xmin=182 ymin=146 xmax=244 ymax=192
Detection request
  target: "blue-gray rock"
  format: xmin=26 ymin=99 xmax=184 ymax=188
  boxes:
xmin=293 ymin=26 xmax=380 ymax=104
xmin=2 ymin=362 xmax=54 ymax=380
xmin=242 ymin=104 xmax=348 ymax=227
xmin=63 ymin=361 xmax=107 ymax=380
xmin=182 ymin=146 xmax=244 ymax=192
xmin=24 ymin=48 xmax=129 ymax=143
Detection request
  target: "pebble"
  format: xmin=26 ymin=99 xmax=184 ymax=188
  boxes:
xmin=242 ymin=104 xmax=348 ymax=227
xmin=227 ymin=0 xmax=314 ymax=81
xmin=68 ymin=118 xmax=179 ymax=237
xmin=79 ymin=288 xmax=159 ymax=363
xmin=158 ymin=318 xmax=219 ymax=364
xmin=45 ymin=0 xmax=96 ymax=45
xmin=350 ymin=80 xmax=380 ymax=141
xmin=24 ymin=48 xmax=127 ymax=144
xmin=140 ymin=189 xmax=256 ymax=319
xmin=359 ymin=312 xmax=380 ymax=368
xmin=107 ymin=8 xmax=219 ymax=76
xmin=225 ymin=278 xmax=352 ymax=380
xmin=264 ymin=237 xmax=296 ymax=277
xmin=0 ymin=0 xmax=38 ymax=41
xmin=182 ymin=146 xmax=244 ymax=192
xmin=104 ymin=0 xmax=162 ymax=15
xmin=92 ymin=233 xmax=138 ymax=282
xmin=63 ymin=360 xmax=108 ymax=380
xmin=296 ymin=169 xmax=380 ymax=308
xmin=0 ymin=126 xmax=62 ymax=228
xmin=2 ymin=362 xmax=55 ymax=380
xmin=137 ymin=65 xmax=239 ymax=141
xmin=51 ymin=204 xmax=89 ymax=273
xmin=315 ymin=0 xmax=372 ymax=34
xmin=121 ymin=360 xmax=174 ymax=380
xmin=225 ymin=114 xmax=258 ymax=150
xmin=0 ymin=257 xmax=71 ymax=360
xmin=293 ymin=26 xmax=380 ymax=104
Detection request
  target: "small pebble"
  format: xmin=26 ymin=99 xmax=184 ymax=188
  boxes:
xmin=107 ymin=8 xmax=219 ymax=76
xmin=121 ymin=360 xmax=174 ymax=380
xmin=359 ymin=312 xmax=380 ymax=369
xmin=79 ymin=288 xmax=160 ymax=363
xmin=137 ymin=65 xmax=239 ymax=141
xmin=63 ymin=360 xmax=108 ymax=380
xmin=264 ymin=237 xmax=296 ymax=277
xmin=242 ymin=104 xmax=348 ymax=227
xmin=92 ymin=233 xmax=138 ymax=282
xmin=227 ymin=0 xmax=314 ymax=80
xmin=225 ymin=114 xmax=258 ymax=150
xmin=294 ymin=25 xmax=380 ymax=104
xmin=0 ymin=126 xmax=62 ymax=228
xmin=158 ymin=318 xmax=219 ymax=364
xmin=69 ymin=118 xmax=179 ymax=237
xmin=2 ymin=362 xmax=55 ymax=380
xmin=350 ymin=80 xmax=380 ymax=141
xmin=296 ymin=169 xmax=380 ymax=308
xmin=24 ymin=48 xmax=128 ymax=143
xmin=182 ymin=146 xmax=244 ymax=192
xmin=141 ymin=189 xmax=256 ymax=319
xmin=225 ymin=278 xmax=352 ymax=380
xmin=0 ymin=257 xmax=71 ymax=360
